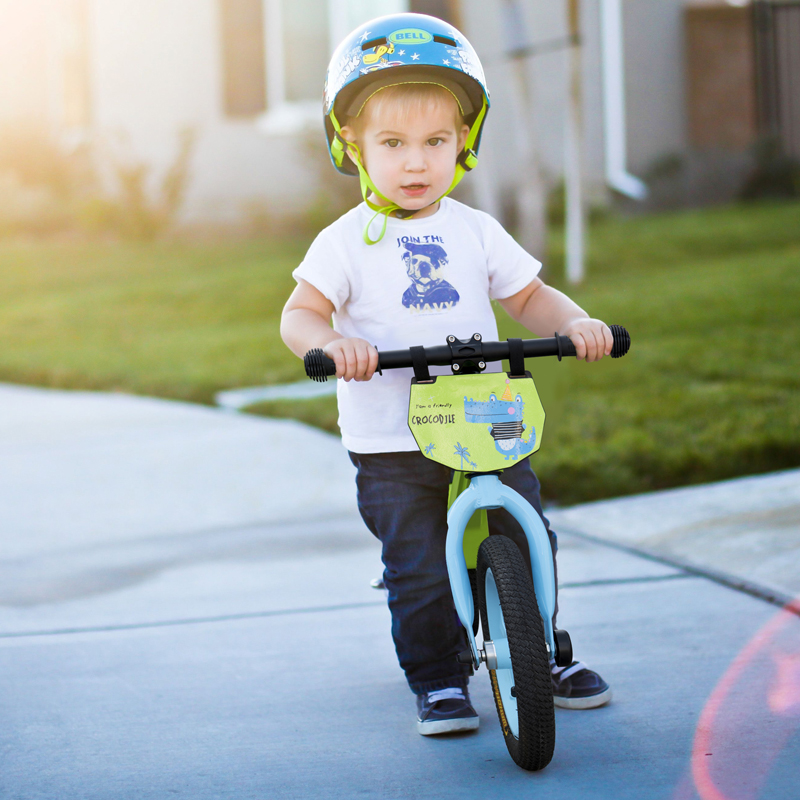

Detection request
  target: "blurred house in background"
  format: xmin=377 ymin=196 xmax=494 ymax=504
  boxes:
xmin=0 ymin=0 xmax=797 ymax=228
xmin=682 ymin=0 xmax=800 ymax=205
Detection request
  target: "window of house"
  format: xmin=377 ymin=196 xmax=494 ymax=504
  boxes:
xmin=409 ymin=0 xmax=460 ymax=27
xmin=280 ymin=0 xmax=330 ymax=105
xmin=220 ymin=0 xmax=408 ymax=129
xmin=63 ymin=0 xmax=93 ymax=128
xmin=220 ymin=0 xmax=268 ymax=117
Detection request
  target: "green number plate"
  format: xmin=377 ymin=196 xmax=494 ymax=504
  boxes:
xmin=408 ymin=372 xmax=545 ymax=472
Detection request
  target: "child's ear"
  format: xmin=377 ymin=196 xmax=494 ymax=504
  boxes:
xmin=458 ymin=124 xmax=470 ymax=152
xmin=340 ymin=125 xmax=357 ymax=144
xmin=339 ymin=125 xmax=362 ymax=169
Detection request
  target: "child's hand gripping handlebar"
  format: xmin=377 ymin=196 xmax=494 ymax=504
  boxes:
xmin=304 ymin=325 xmax=631 ymax=381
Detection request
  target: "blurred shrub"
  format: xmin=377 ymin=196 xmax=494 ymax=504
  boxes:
xmin=240 ymin=126 xmax=361 ymax=239
xmin=83 ymin=128 xmax=196 ymax=240
xmin=301 ymin=126 xmax=362 ymax=229
xmin=546 ymin=181 xmax=610 ymax=227
xmin=0 ymin=174 xmax=73 ymax=236
xmin=740 ymin=136 xmax=800 ymax=201
xmin=0 ymin=125 xmax=94 ymax=236
xmin=0 ymin=124 xmax=95 ymax=199
xmin=0 ymin=124 xmax=195 ymax=240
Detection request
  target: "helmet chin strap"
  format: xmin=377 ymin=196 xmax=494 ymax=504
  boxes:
xmin=329 ymin=99 xmax=487 ymax=245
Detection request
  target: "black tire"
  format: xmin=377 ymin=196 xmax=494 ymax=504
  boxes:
xmin=477 ymin=535 xmax=555 ymax=771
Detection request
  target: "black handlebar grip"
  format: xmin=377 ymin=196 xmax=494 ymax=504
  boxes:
xmin=609 ymin=325 xmax=631 ymax=358
xmin=557 ymin=327 xmax=630 ymax=359
xmin=555 ymin=333 xmax=577 ymax=360
xmin=304 ymin=348 xmax=337 ymax=382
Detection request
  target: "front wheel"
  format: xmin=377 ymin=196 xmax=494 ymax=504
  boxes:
xmin=477 ymin=535 xmax=555 ymax=771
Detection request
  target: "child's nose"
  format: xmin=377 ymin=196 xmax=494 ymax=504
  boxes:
xmin=404 ymin=147 xmax=427 ymax=171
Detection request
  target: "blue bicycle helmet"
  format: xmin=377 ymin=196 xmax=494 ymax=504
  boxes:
xmin=323 ymin=13 xmax=491 ymax=243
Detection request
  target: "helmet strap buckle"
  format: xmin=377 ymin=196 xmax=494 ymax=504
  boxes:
xmin=458 ymin=148 xmax=478 ymax=172
xmin=330 ymin=131 xmax=348 ymax=167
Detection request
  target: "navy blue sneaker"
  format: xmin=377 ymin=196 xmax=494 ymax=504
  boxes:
xmin=551 ymin=660 xmax=612 ymax=709
xmin=416 ymin=687 xmax=479 ymax=735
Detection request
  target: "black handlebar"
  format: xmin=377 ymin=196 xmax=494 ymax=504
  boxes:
xmin=305 ymin=325 xmax=631 ymax=382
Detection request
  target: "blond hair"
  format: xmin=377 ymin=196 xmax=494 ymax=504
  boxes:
xmin=348 ymin=82 xmax=464 ymax=136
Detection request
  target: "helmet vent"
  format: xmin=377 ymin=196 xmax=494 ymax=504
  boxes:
xmin=361 ymin=37 xmax=388 ymax=50
xmin=433 ymin=35 xmax=457 ymax=47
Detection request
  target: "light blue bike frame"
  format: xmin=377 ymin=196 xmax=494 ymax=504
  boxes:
xmin=445 ymin=474 xmax=556 ymax=668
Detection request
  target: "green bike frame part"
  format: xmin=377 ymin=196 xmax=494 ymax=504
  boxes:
xmin=409 ymin=372 xmax=545 ymax=474
xmin=448 ymin=470 xmax=488 ymax=570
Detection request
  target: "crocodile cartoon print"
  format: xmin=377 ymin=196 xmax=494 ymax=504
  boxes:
xmin=463 ymin=384 xmax=536 ymax=461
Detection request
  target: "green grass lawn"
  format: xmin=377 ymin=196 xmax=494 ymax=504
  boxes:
xmin=0 ymin=239 xmax=307 ymax=402
xmin=1 ymin=200 xmax=798 ymax=504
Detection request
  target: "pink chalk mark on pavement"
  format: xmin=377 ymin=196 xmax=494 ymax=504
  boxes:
xmin=687 ymin=598 xmax=800 ymax=800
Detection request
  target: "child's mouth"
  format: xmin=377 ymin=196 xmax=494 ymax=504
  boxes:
xmin=401 ymin=184 xmax=429 ymax=197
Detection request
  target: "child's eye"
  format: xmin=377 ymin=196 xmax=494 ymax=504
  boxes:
xmin=384 ymin=139 xmax=401 ymax=148
xmin=427 ymin=137 xmax=443 ymax=146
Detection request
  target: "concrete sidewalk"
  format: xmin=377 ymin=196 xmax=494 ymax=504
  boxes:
xmin=1 ymin=385 xmax=798 ymax=800
xmin=549 ymin=469 xmax=800 ymax=604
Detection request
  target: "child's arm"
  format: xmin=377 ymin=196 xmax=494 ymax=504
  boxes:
xmin=499 ymin=278 xmax=612 ymax=362
xmin=281 ymin=280 xmax=379 ymax=381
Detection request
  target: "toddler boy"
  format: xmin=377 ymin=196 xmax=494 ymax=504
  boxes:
xmin=281 ymin=13 xmax=612 ymax=734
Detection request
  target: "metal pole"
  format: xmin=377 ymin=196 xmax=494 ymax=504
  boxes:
xmin=599 ymin=0 xmax=648 ymax=199
xmin=565 ymin=0 xmax=585 ymax=284
xmin=502 ymin=0 xmax=548 ymax=260
xmin=264 ymin=0 xmax=285 ymax=110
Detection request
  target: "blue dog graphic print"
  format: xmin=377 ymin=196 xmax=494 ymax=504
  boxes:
xmin=463 ymin=383 xmax=536 ymax=460
xmin=401 ymin=242 xmax=460 ymax=312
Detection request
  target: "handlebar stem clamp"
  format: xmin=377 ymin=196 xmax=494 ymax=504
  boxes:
xmin=447 ymin=333 xmax=486 ymax=375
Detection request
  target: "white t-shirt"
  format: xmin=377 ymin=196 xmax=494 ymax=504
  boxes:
xmin=293 ymin=197 xmax=541 ymax=453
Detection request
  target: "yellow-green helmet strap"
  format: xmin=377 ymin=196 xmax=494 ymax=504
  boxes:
xmin=437 ymin=96 xmax=488 ymax=201
xmin=330 ymin=109 xmax=404 ymax=244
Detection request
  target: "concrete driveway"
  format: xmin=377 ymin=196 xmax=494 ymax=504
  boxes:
xmin=1 ymin=385 xmax=798 ymax=800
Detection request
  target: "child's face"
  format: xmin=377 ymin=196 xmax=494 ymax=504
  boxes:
xmin=342 ymin=96 xmax=469 ymax=218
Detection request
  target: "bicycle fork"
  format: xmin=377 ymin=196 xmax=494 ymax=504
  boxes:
xmin=446 ymin=474 xmax=557 ymax=669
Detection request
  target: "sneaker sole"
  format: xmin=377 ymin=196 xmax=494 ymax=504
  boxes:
xmin=553 ymin=687 xmax=612 ymax=710
xmin=417 ymin=716 xmax=480 ymax=735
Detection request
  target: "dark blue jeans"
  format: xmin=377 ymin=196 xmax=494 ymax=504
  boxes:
xmin=349 ymin=451 xmax=558 ymax=695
